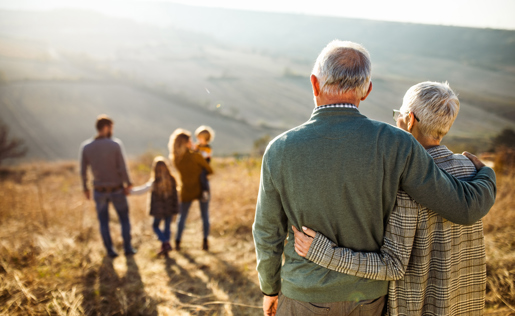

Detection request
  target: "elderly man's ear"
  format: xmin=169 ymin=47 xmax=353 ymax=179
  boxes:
xmin=361 ymin=81 xmax=373 ymax=101
xmin=310 ymin=74 xmax=321 ymax=97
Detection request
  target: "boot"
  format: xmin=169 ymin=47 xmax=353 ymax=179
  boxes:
xmin=157 ymin=242 xmax=166 ymax=256
xmin=202 ymin=238 xmax=209 ymax=251
xmin=175 ymin=240 xmax=181 ymax=251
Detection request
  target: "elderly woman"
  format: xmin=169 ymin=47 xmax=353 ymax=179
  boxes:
xmin=294 ymin=82 xmax=487 ymax=316
xmin=169 ymin=128 xmax=213 ymax=251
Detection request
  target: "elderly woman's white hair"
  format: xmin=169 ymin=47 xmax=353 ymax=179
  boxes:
xmin=400 ymin=81 xmax=460 ymax=141
xmin=312 ymin=40 xmax=371 ymax=99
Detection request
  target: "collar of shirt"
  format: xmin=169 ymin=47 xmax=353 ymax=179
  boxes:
xmin=313 ymin=103 xmax=358 ymax=112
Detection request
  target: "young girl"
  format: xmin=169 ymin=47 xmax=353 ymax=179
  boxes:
xmin=131 ymin=156 xmax=179 ymax=256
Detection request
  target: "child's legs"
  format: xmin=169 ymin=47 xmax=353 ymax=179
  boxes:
xmin=176 ymin=202 xmax=192 ymax=242
xmin=163 ymin=216 xmax=172 ymax=242
xmin=152 ymin=217 xmax=166 ymax=242
xmin=200 ymin=169 xmax=210 ymax=192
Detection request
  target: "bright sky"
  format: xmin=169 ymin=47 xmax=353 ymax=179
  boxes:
xmin=151 ymin=0 xmax=515 ymax=30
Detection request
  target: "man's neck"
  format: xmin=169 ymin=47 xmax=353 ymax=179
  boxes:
xmin=315 ymin=93 xmax=361 ymax=108
xmin=96 ymin=133 xmax=110 ymax=139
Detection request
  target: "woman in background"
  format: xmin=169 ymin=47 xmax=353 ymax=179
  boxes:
xmin=169 ymin=128 xmax=213 ymax=251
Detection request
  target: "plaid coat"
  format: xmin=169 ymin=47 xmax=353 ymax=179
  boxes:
xmin=307 ymin=146 xmax=486 ymax=315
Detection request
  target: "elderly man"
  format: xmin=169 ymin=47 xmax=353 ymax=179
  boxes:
xmin=252 ymin=40 xmax=496 ymax=316
xmin=80 ymin=115 xmax=136 ymax=258
xmin=294 ymin=81 xmax=488 ymax=315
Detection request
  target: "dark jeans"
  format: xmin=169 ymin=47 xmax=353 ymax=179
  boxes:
xmin=93 ymin=189 xmax=132 ymax=255
xmin=200 ymin=169 xmax=210 ymax=192
xmin=152 ymin=216 xmax=172 ymax=242
xmin=276 ymin=293 xmax=385 ymax=316
xmin=175 ymin=200 xmax=209 ymax=241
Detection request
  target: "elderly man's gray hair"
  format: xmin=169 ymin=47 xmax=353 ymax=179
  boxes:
xmin=400 ymin=81 xmax=460 ymax=141
xmin=312 ymin=40 xmax=371 ymax=99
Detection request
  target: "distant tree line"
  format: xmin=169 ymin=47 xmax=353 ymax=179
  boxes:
xmin=490 ymin=128 xmax=515 ymax=151
xmin=0 ymin=121 xmax=27 ymax=166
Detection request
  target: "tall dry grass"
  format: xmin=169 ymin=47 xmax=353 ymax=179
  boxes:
xmin=482 ymin=149 xmax=515 ymax=315
xmin=0 ymin=152 xmax=514 ymax=315
xmin=0 ymin=157 xmax=263 ymax=315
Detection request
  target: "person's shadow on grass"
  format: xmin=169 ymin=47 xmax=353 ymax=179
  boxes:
xmin=82 ymin=256 xmax=158 ymax=315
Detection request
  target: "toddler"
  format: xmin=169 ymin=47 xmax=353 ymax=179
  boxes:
xmin=194 ymin=125 xmax=215 ymax=202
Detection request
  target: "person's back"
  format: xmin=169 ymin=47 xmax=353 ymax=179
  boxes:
xmin=259 ymin=106 xmax=440 ymax=302
xmin=388 ymin=148 xmax=485 ymax=315
xmin=293 ymin=81 xmax=488 ymax=316
xmin=82 ymin=137 xmax=129 ymax=189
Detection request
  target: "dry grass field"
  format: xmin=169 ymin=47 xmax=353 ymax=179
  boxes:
xmin=0 ymin=152 xmax=514 ymax=315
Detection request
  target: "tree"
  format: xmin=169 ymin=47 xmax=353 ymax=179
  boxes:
xmin=0 ymin=121 xmax=27 ymax=165
xmin=253 ymin=134 xmax=272 ymax=157
xmin=491 ymin=128 xmax=515 ymax=151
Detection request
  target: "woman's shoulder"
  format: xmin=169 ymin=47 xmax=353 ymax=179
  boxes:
xmin=188 ymin=150 xmax=205 ymax=160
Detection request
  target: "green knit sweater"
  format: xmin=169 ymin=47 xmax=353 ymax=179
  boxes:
xmin=253 ymin=107 xmax=496 ymax=303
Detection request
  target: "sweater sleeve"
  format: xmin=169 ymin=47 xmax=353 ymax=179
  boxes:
xmin=305 ymin=191 xmax=418 ymax=280
xmin=400 ymin=139 xmax=496 ymax=225
xmin=252 ymin=150 xmax=288 ymax=296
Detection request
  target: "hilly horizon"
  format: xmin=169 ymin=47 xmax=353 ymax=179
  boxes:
xmin=0 ymin=2 xmax=514 ymax=161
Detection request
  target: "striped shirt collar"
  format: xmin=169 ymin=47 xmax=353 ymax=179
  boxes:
xmin=314 ymin=103 xmax=358 ymax=112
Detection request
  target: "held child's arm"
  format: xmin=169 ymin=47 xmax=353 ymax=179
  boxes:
xmin=130 ymin=181 xmax=152 ymax=195
xmin=197 ymin=154 xmax=213 ymax=175
xmin=301 ymin=191 xmax=419 ymax=281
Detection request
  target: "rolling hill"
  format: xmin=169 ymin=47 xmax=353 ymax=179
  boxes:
xmin=0 ymin=3 xmax=514 ymax=161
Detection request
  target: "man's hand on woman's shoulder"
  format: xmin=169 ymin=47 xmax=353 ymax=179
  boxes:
xmin=463 ymin=151 xmax=485 ymax=170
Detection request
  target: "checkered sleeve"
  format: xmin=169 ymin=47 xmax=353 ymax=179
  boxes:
xmin=305 ymin=191 xmax=420 ymax=280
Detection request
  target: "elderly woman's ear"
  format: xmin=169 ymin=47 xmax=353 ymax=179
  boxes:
xmin=407 ymin=112 xmax=416 ymax=133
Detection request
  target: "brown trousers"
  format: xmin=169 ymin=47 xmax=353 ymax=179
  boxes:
xmin=276 ymin=293 xmax=385 ymax=316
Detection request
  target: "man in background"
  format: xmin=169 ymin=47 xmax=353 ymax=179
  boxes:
xmin=252 ymin=40 xmax=496 ymax=316
xmin=80 ymin=115 xmax=136 ymax=258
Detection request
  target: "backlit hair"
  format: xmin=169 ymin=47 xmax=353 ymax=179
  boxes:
xmin=95 ymin=114 xmax=113 ymax=131
xmin=195 ymin=125 xmax=215 ymax=143
xmin=150 ymin=156 xmax=175 ymax=198
xmin=312 ymin=40 xmax=371 ymax=99
xmin=168 ymin=128 xmax=191 ymax=163
xmin=400 ymin=81 xmax=460 ymax=141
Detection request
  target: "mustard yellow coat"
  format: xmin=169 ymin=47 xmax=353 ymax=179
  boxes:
xmin=174 ymin=150 xmax=213 ymax=202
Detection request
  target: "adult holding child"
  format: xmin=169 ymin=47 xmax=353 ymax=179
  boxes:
xmin=169 ymin=128 xmax=213 ymax=251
